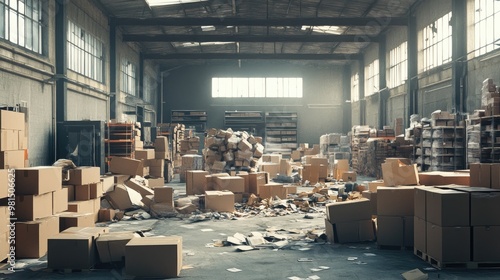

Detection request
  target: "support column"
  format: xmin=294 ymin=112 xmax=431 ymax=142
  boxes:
xmin=407 ymin=14 xmax=418 ymax=126
xmin=109 ymin=20 xmax=117 ymax=119
xmin=55 ymin=0 xmax=67 ymax=122
xmin=358 ymin=56 xmax=365 ymax=125
xmin=139 ymin=52 xmax=144 ymax=100
xmin=452 ymin=0 xmax=467 ymax=113
xmin=378 ymin=35 xmax=387 ymax=129
xmin=342 ymin=64 xmax=352 ymax=133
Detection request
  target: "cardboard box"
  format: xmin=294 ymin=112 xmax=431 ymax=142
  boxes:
xmin=96 ymin=231 xmax=137 ymax=263
xmin=341 ymin=171 xmax=357 ymax=182
xmin=0 ymin=110 xmax=24 ymax=130
xmin=331 ymin=219 xmax=375 ymax=243
xmin=147 ymin=177 xmax=164 ymax=188
xmin=248 ymin=172 xmax=268 ymax=194
xmin=279 ymin=159 xmax=293 ymax=176
xmin=291 ymin=150 xmax=302 ymax=161
xmin=426 ymin=222 xmax=470 ymax=263
xmin=61 ymin=226 xmax=108 ymax=235
xmin=63 ymin=185 xmax=75 ymax=201
xmin=414 ymin=186 xmax=433 ymax=220
xmin=205 ymin=190 xmax=234 ymax=212
xmin=472 ymin=226 xmax=500 ymax=261
xmin=0 ymin=129 xmax=19 ymax=151
xmin=135 ymin=149 xmax=155 ymax=160
xmin=52 ymin=187 xmax=68 ymax=215
xmin=325 ymin=199 xmax=371 ymax=223
xmin=126 ymin=236 xmax=182 ymax=278
xmin=470 ymin=163 xmax=488 ymax=188
xmin=381 ymin=158 xmax=419 ymax=187
xmin=14 ymin=166 xmax=62 ymax=195
xmin=258 ymin=183 xmax=286 ymax=199
xmin=401 ymin=269 xmax=428 ymax=280
xmin=414 ymin=216 xmax=426 ymax=254
xmin=48 ymin=233 xmax=97 ymax=269
xmin=67 ymin=199 xmax=94 ymax=214
xmin=362 ymin=190 xmax=377 ymax=216
xmin=74 ymin=183 xmax=101 ymax=201
xmin=236 ymin=172 xmax=250 ymax=193
xmin=154 ymin=187 xmax=173 ymax=204
xmin=154 ymin=136 xmax=169 ymax=151
xmin=260 ymin=163 xmax=279 ymax=179
xmin=67 ymin=167 xmax=100 ymax=185
xmin=0 ymin=150 xmax=24 ymax=169
xmin=0 ymin=169 xmax=8 ymax=199
xmin=214 ymin=176 xmax=245 ymax=193
xmin=106 ymin=185 xmax=140 ymax=210
xmin=377 ymin=215 xmax=413 ymax=247
xmin=426 ymin=188 xmax=469 ymax=226
xmin=15 ymin=216 xmax=59 ymax=258
xmin=100 ymin=175 xmax=115 ymax=194
xmin=141 ymin=195 xmax=154 ymax=210
xmin=367 ymin=180 xmax=385 ymax=192
xmin=262 ymin=154 xmax=282 ymax=163
xmin=377 ymin=186 xmax=415 ymax=216
xmin=109 ymin=157 xmax=144 ymax=176
xmin=114 ymin=174 xmax=130 ymax=185
xmin=333 ymin=159 xmax=350 ymax=180
xmin=465 ymin=188 xmax=500 ymax=226
xmin=124 ymin=179 xmax=154 ymax=198
xmin=185 ymin=170 xmax=208 ymax=195
xmin=311 ymin=157 xmax=328 ymax=166
xmin=58 ymin=212 xmax=95 ymax=232
xmin=98 ymin=208 xmax=117 ymax=222
xmin=15 ymin=192 xmax=53 ymax=221
xmin=418 ymin=171 xmax=470 ymax=187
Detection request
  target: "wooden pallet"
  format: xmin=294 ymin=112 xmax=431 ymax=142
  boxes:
xmin=428 ymin=256 xmax=500 ymax=269
xmin=377 ymin=245 xmax=413 ymax=251
xmin=413 ymin=248 xmax=428 ymax=262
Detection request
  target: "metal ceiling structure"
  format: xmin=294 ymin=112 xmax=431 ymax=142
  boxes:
xmin=95 ymin=0 xmax=419 ymax=68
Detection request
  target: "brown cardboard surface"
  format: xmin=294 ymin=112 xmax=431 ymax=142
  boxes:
xmin=248 ymin=172 xmax=268 ymax=195
xmin=154 ymin=187 xmax=173 ymax=204
xmin=0 ymin=150 xmax=24 ymax=169
xmin=67 ymin=167 xmax=100 ymax=185
xmin=75 ymin=184 xmax=92 ymax=201
xmin=324 ymin=219 xmax=335 ymax=243
xmin=325 ymin=199 xmax=371 ymax=223
xmin=105 ymin=185 xmax=135 ymax=210
xmin=381 ymin=159 xmax=419 ymax=187
xmin=125 ymin=236 xmax=182 ymax=278
xmin=63 ymin=185 xmax=75 ymax=201
xmin=141 ymin=195 xmax=154 ymax=210
xmin=334 ymin=219 xmax=374 ymax=243
xmin=377 ymin=186 xmax=415 ymax=216
xmin=468 ymin=189 xmax=500 ymax=226
xmin=414 ymin=216 xmax=426 ymax=254
xmin=67 ymin=199 xmax=94 ymax=214
xmin=236 ymin=172 xmax=250 ymax=194
xmin=362 ymin=190 xmax=377 ymax=216
xmin=15 ymin=216 xmax=59 ymax=258
xmin=52 ymin=188 xmax=68 ymax=215
xmin=154 ymin=136 xmax=169 ymax=152
xmin=418 ymin=171 xmax=470 ymax=187
xmin=414 ymin=186 xmax=433 ymax=220
xmin=426 ymin=222 xmax=470 ymax=263
xmin=48 ymin=233 xmax=96 ymax=269
xmin=100 ymin=175 xmax=115 ymax=193
xmin=341 ymin=171 xmax=357 ymax=182
xmin=470 ymin=163 xmax=481 ymax=187
xmin=15 ymin=166 xmax=62 ymax=195
xmin=114 ymin=174 xmax=130 ymax=185
xmin=205 ymin=190 xmax=235 ymax=212
xmin=279 ymin=159 xmax=293 ymax=176
xmin=368 ymin=180 xmax=385 ymax=192
xmin=262 ymin=154 xmax=282 ymax=163
xmin=109 ymin=157 xmax=143 ymax=176
xmin=311 ymin=157 xmax=328 ymax=166
xmin=215 ymin=176 xmax=245 ymax=193
xmin=260 ymin=163 xmax=279 ymax=179
xmin=0 ymin=110 xmax=24 ymax=130
xmin=135 ymin=149 xmax=155 ymax=160
xmin=98 ymin=208 xmax=117 ymax=222
xmin=377 ymin=216 xmax=403 ymax=247
xmin=0 ymin=169 xmax=8 ymax=199
xmin=426 ymin=188 xmax=469 ymax=227
xmin=472 ymin=226 xmax=500 ymax=261
xmin=258 ymin=183 xmax=286 ymax=199
xmin=124 ymin=179 xmax=154 ymax=198
xmin=15 ymin=192 xmax=53 ymax=221
xmin=58 ymin=212 xmax=95 ymax=232
xmin=96 ymin=232 xmax=137 ymax=263
xmin=147 ymin=177 xmax=165 ymax=188
xmin=0 ymin=232 xmax=7 ymax=261
xmin=61 ymin=226 xmax=108 ymax=235
xmin=0 ymin=129 xmax=19 ymax=151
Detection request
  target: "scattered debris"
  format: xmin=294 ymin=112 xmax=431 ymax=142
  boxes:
xmin=401 ymin=268 xmax=428 ymax=280
xmin=226 ymin=268 xmax=242 ymax=273
xmin=298 ymin=258 xmax=313 ymax=262
xmin=347 ymin=257 xmax=358 ymax=261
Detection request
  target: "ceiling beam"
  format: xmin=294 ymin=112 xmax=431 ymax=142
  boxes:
xmin=142 ymin=53 xmax=361 ymax=60
xmin=123 ymin=34 xmax=380 ymax=43
xmin=112 ymin=17 xmax=408 ymax=27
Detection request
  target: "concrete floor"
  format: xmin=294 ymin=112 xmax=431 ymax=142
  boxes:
xmin=3 ymin=176 xmax=500 ymax=279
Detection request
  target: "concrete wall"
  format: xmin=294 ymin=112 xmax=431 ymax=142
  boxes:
xmin=163 ymin=62 xmax=346 ymax=144
xmin=385 ymin=27 xmax=408 ymax=126
xmin=363 ymin=43 xmax=380 ymax=128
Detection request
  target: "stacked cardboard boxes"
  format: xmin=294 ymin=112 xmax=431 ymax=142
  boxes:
xmin=61 ymin=166 xmax=101 ymax=231
xmin=0 ymin=170 xmax=10 ymax=261
xmin=470 ymin=163 xmax=500 ymax=188
xmin=324 ymin=199 xmax=375 ymax=243
xmin=351 ymin=125 xmax=370 ymax=174
xmin=179 ymin=155 xmax=203 ymax=183
xmin=0 ymin=110 xmax=27 ymax=169
xmin=377 ymin=186 xmax=415 ymax=248
xmin=301 ymin=156 xmax=328 ymax=184
xmin=481 ymin=78 xmax=500 ymax=116
xmin=14 ymin=166 xmax=64 ymax=258
xmin=381 ymin=158 xmax=419 ymax=187
xmin=179 ymin=136 xmax=200 ymax=155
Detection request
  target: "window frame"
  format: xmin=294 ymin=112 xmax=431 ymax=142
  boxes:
xmin=351 ymin=72 xmax=359 ymax=102
xmin=211 ymin=77 xmax=303 ymax=98
xmin=121 ymin=59 xmax=138 ymax=96
xmin=422 ymin=12 xmax=453 ymax=71
xmin=364 ymin=59 xmax=379 ymax=97
xmin=474 ymin=0 xmax=500 ymax=57
xmin=388 ymin=41 xmax=408 ymax=88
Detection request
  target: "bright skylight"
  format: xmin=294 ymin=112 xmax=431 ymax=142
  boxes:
xmin=173 ymin=42 xmax=234 ymax=48
xmin=146 ymin=0 xmax=208 ymax=7
xmin=301 ymin=26 xmax=343 ymax=35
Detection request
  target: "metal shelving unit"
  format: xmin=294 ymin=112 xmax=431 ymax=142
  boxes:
xmin=264 ymin=111 xmax=298 ymax=155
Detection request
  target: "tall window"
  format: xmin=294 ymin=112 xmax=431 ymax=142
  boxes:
xmin=0 ymin=0 xmax=44 ymax=54
xmin=121 ymin=60 xmax=137 ymax=96
xmin=67 ymin=21 xmax=105 ymax=83
xmin=422 ymin=12 xmax=452 ymax=71
xmin=351 ymin=72 xmax=359 ymax=102
xmin=474 ymin=0 xmax=500 ymax=56
xmin=212 ymin=77 xmax=302 ymax=98
xmin=364 ymin=59 xmax=379 ymax=97
xmin=388 ymin=41 xmax=408 ymax=88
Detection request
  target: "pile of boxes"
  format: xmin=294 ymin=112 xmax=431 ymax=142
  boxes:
xmin=351 ymin=125 xmax=370 ymax=174
xmin=179 ymin=154 xmax=203 ymax=183
xmin=301 ymin=156 xmax=329 ymax=184
xmin=470 ymin=163 xmax=500 ymax=188
xmin=481 ymin=78 xmax=500 ymax=116
xmin=291 ymin=143 xmax=320 ymax=162
xmin=203 ymin=128 xmax=264 ymax=173
xmin=179 ymin=136 xmax=200 ymax=155
xmin=319 ymin=133 xmax=351 ymax=161
xmin=0 ymin=110 xmax=27 ymax=169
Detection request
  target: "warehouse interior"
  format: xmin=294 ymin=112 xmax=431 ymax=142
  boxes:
xmin=2 ymin=0 xmax=500 ymax=279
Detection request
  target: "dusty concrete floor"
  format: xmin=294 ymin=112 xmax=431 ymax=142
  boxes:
xmin=3 ymin=176 xmax=500 ymax=279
